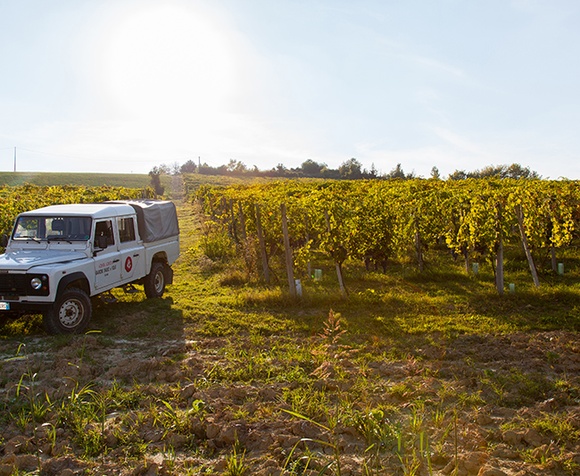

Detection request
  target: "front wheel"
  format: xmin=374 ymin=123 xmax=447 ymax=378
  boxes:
xmin=144 ymin=262 xmax=166 ymax=298
xmin=43 ymin=288 xmax=92 ymax=334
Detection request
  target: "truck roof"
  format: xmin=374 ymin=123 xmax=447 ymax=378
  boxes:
xmin=19 ymin=200 xmax=180 ymax=243
xmin=19 ymin=203 xmax=136 ymax=219
xmin=109 ymin=200 xmax=179 ymax=242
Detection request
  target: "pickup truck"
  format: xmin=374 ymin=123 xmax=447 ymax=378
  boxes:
xmin=0 ymin=200 xmax=180 ymax=334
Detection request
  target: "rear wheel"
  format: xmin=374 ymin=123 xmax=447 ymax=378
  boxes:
xmin=144 ymin=262 xmax=166 ymax=298
xmin=43 ymin=288 xmax=92 ymax=334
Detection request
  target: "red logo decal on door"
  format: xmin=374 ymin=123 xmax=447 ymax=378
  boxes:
xmin=125 ymin=256 xmax=133 ymax=273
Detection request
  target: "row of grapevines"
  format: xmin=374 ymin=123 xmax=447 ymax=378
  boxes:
xmin=0 ymin=184 xmax=155 ymax=236
xmin=193 ymin=179 xmax=580 ymax=291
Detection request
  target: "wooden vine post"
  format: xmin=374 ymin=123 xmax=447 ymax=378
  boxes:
xmin=281 ymin=203 xmax=297 ymax=298
xmin=551 ymin=247 xmax=558 ymax=274
xmin=304 ymin=216 xmax=312 ymax=278
xmin=324 ymin=210 xmax=347 ymax=297
xmin=237 ymin=201 xmax=251 ymax=276
xmin=414 ymin=217 xmax=425 ymax=272
xmin=495 ymin=203 xmax=504 ymax=295
xmin=207 ymin=194 xmax=215 ymax=219
xmin=237 ymin=201 xmax=247 ymax=241
xmin=228 ymin=199 xmax=238 ymax=244
xmin=255 ymin=204 xmax=270 ymax=284
xmin=496 ymin=235 xmax=504 ymax=295
xmin=515 ymin=203 xmax=540 ymax=288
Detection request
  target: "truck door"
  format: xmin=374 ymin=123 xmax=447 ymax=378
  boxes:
xmin=117 ymin=216 xmax=142 ymax=282
xmin=93 ymin=219 xmax=122 ymax=290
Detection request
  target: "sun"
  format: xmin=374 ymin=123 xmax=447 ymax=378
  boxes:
xmin=101 ymin=1 xmax=236 ymax=120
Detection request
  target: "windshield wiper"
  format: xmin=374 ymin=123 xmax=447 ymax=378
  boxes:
xmin=47 ymin=237 xmax=73 ymax=244
xmin=15 ymin=237 xmax=42 ymax=243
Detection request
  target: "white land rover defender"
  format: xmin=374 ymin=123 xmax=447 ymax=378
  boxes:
xmin=0 ymin=200 xmax=179 ymax=334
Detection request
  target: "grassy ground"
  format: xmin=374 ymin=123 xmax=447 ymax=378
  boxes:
xmin=0 ymin=197 xmax=578 ymax=475
xmin=0 ymin=171 xmax=257 ymax=190
xmin=0 ymin=172 xmax=152 ymax=188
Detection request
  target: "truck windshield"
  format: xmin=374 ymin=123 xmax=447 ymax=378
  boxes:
xmin=13 ymin=216 xmax=92 ymax=242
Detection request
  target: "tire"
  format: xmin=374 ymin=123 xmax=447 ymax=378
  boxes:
xmin=43 ymin=288 xmax=92 ymax=335
xmin=144 ymin=261 xmax=166 ymax=298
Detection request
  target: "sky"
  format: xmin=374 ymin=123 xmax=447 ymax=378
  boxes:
xmin=1 ymin=0 xmax=579 ymax=179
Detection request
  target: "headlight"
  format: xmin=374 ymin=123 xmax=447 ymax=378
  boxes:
xmin=27 ymin=274 xmax=49 ymax=295
xmin=30 ymin=277 xmax=43 ymax=290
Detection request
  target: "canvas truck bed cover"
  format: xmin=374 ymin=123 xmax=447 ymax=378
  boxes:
xmin=107 ymin=200 xmax=179 ymax=243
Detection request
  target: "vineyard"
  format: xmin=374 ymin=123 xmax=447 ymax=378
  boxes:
xmin=0 ymin=178 xmax=578 ymax=475
xmin=191 ymin=178 xmax=580 ymax=296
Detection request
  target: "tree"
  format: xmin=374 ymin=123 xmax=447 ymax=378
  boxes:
xmin=180 ymin=160 xmax=197 ymax=174
xmin=170 ymin=162 xmax=181 ymax=175
xmin=276 ymin=163 xmax=288 ymax=176
xmin=157 ymin=163 xmax=171 ymax=175
xmin=226 ymin=159 xmax=248 ymax=175
xmin=505 ymin=163 xmax=540 ymax=179
xmin=448 ymin=170 xmax=468 ymax=180
xmin=339 ymin=158 xmax=363 ymax=179
xmin=472 ymin=165 xmax=504 ymax=179
xmin=300 ymin=159 xmax=326 ymax=177
xmin=450 ymin=163 xmax=540 ymax=180
xmin=321 ymin=166 xmax=340 ymax=179
xmin=386 ymin=163 xmax=407 ymax=180
xmin=430 ymin=166 xmax=441 ymax=180
xmin=149 ymin=167 xmax=165 ymax=196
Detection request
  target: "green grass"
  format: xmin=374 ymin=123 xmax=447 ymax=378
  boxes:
xmin=0 ymin=171 xmax=152 ymax=188
xmin=0 ymin=171 xmax=255 ymax=191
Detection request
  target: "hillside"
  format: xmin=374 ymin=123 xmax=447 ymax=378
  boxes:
xmin=0 ymin=172 xmax=152 ymax=188
xmin=0 ymin=172 xmax=260 ymax=194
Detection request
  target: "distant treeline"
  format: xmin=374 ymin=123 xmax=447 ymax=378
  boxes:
xmin=151 ymin=159 xmax=540 ymax=181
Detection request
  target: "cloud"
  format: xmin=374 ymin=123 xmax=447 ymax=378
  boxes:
xmin=429 ymin=127 xmax=489 ymax=158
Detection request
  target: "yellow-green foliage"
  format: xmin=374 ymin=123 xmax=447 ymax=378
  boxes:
xmin=192 ymin=178 xmax=580 ymax=272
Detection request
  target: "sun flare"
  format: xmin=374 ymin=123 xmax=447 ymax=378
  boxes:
xmin=102 ymin=2 xmax=235 ymax=121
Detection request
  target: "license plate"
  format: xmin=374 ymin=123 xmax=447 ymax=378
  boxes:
xmin=0 ymin=302 xmax=10 ymax=311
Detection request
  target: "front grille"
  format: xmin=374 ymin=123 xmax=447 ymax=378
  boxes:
xmin=0 ymin=274 xmax=28 ymax=295
xmin=0 ymin=273 xmax=49 ymax=297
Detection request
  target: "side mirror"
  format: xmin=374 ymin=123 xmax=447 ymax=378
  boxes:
xmin=0 ymin=235 xmax=8 ymax=248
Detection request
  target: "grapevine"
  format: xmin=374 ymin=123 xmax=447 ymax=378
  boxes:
xmin=192 ymin=178 xmax=580 ymax=295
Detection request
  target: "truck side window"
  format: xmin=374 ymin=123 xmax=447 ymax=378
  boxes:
xmin=118 ymin=217 xmax=136 ymax=243
xmin=94 ymin=220 xmax=115 ymax=247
